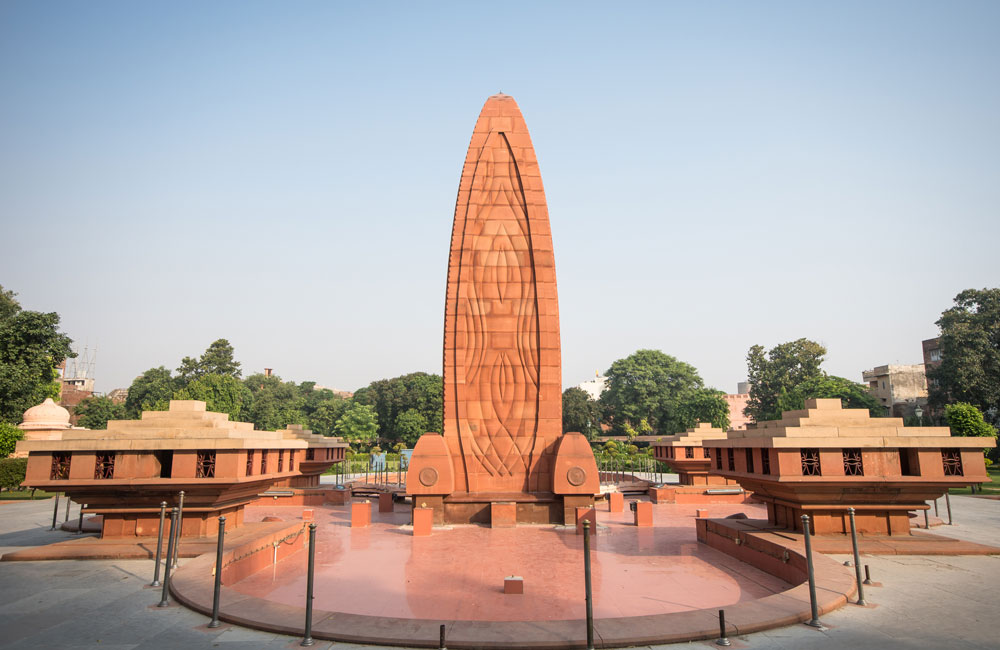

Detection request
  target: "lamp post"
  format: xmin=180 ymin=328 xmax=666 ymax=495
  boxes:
xmin=914 ymin=405 xmax=924 ymax=427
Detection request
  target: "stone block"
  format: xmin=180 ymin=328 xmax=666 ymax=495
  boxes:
xmin=491 ymin=501 xmax=517 ymax=528
xmin=504 ymin=575 xmax=524 ymax=594
xmin=412 ymin=507 xmax=433 ymax=536
xmin=649 ymin=486 xmax=675 ymax=504
xmin=608 ymin=491 xmax=624 ymax=513
xmin=302 ymin=508 xmax=314 ymax=521
xmin=351 ymin=501 xmax=371 ymax=528
xmin=378 ymin=492 xmax=393 ymax=513
xmin=634 ymin=501 xmax=653 ymax=527
xmin=696 ymin=508 xmax=709 ymax=518
xmin=575 ymin=506 xmax=596 ymax=535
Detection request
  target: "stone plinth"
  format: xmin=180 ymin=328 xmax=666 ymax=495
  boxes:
xmin=412 ymin=507 xmax=433 ymax=537
xmin=351 ymin=501 xmax=371 ymax=528
xmin=379 ymin=492 xmax=394 ymax=513
xmin=407 ymin=94 xmax=598 ymax=524
xmin=634 ymin=501 xmax=653 ymax=527
xmin=575 ymin=506 xmax=596 ymax=534
xmin=608 ymin=492 xmax=624 ymax=513
xmin=703 ymin=398 xmax=996 ymax=534
xmin=15 ymin=400 xmax=344 ymax=538
xmin=504 ymin=576 xmax=524 ymax=594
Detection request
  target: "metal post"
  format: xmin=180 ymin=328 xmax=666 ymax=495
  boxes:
xmin=64 ymin=496 xmax=72 ymax=522
xmin=847 ymin=508 xmax=866 ymax=606
xmin=439 ymin=623 xmax=447 ymax=649
xmin=716 ymin=609 xmax=731 ymax=646
xmin=863 ymin=564 xmax=873 ymax=585
xmin=77 ymin=503 xmax=86 ymax=534
xmin=151 ymin=501 xmax=167 ymax=587
xmin=208 ymin=516 xmax=226 ymax=628
xmin=923 ymin=506 xmax=930 ymax=529
xmin=583 ymin=520 xmax=594 ymax=650
xmin=801 ymin=514 xmax=822 ymax=627
xmin=172 ymin=490 xmax=185 ymax=568
xmin=945 ymin=492 xmax=953 ymax=525
xmin=934 ymin=498 xmax=939 ymax=517
xmin=50 ymin=494 xmax=60 ymax=530
xmin=301 ymin=522 xmax=317 ymax=646
xmin=158 ymin=508 xmax=178 ymax=607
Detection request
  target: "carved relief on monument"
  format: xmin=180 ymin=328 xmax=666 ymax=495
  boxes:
xmin=443 ymin=94 xmax=562 ymax=494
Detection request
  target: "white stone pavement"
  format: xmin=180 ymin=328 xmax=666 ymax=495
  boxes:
xmin=0 ymin=495 xmax=996 ymax=650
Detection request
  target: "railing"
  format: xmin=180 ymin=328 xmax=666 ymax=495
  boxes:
xmin=595 ymin=454 xmax=673 ymax=485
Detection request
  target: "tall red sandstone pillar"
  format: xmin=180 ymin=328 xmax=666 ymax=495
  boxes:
xmin=408 ymin=95 xmax=598 ymax=524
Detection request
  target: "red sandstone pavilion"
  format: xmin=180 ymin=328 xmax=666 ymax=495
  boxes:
xmin=407 ymin=94 xmax=599 ymax=525
xmin=702 ymin=398 xmax=995 ymax=534
xmin=16 ymin=400 xmax=347 ymax=538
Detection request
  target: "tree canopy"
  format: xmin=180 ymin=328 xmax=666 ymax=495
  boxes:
xmin=74 ymin=396 xmax=126 ymax=430
xmin=928 ymin=288 xmax=1000 ymax=416
xmin=775 ymin=374 xmax=883 ymax=417
xmin=352 ymin=372 xmax=442 ymax=445
xmin=599 ymin=350 xmax=729 ymax=435
xmin=0 ymin=285 xmax=75 ymax=424
xmin=944 ymin=403 xmax=997 ymax=439
xmin=174 ymin=373 xmax=252 ymax=422
xmin=124 ymin=366 xmax=175 ymax=418
xmin=562 ymin=387 xmax=602 ymax=439
xmin=334 ymin=402 xmax=379 ymax=444
xmin=744 ymin=338 xmax=827 ymax=422
xmin=0 ymin=422 xmax=24 ymax=458
xmin=176 ymin=338 xmax=241 ymax=383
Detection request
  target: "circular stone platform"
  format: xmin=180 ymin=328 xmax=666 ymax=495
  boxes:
xmin=170 ymin=500 xmax=855 ymax=648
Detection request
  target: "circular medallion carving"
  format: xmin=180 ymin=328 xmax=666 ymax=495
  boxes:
xmin=418 ymin=467 xmax=439 ymax=487
xmin=567 ymin=466 xmax=587 ymax=487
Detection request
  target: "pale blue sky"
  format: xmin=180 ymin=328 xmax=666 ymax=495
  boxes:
xmin=2 ymin=1 xmax=998 ymax=395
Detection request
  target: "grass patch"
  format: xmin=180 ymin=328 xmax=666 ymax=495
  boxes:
xmin=948 ymin=466 xmax=1000 ymax=496
xmin=0 ymin=489 xmax=61 ymax=501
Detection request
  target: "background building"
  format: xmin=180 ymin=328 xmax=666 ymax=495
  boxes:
xmin=861 ymin=364 xmax=928 ymax=417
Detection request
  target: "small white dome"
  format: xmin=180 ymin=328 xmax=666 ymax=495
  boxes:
xmin=20 ymin=398 xmax=71 ymax=430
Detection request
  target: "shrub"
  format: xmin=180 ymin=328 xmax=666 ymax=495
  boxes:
xmin=0 ymin=457 xmax=28 ymax=491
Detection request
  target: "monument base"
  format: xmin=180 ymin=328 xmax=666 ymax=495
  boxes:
xmin=411 ymin=492 xmax=595 ymax=526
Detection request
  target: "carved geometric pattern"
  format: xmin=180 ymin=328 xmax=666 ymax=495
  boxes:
xmin=261 ymin=450 xmax=268 ymax=474
xmin=94 ymin=453 xmax=115 ymax=479
xmin=715 ymin=449 xmax=723 ymax=470
xmin=801 ymin=448 xmax=821 ymax=476
xmin=685 ymin=446 xmax=694 ymax=459
xmin=444 ymin=95 xmax=561 ymax=494
xmin=842 ymin=448 xmax=864 ymax=476
xmin=50 ymin=452 xmax=71 ymax=480
xmin=196 ymin=450 xmax=216 ymax=478
xmin=745 ymin=448 xmax=755 ymax=473
xmin=727 ymin=448 xmax=735 ymax=471
xmin=760 ymin=448 xmax=771 ymax=475
xmin=566 ymin=466 xmax=586 ymax=486
xmin=277 ymin=450 xmax=284 ymax=473
xmin=246 ymin=450 xmax=255 ymax=476
xmin=419 ymin=467 xmax=439 ymax=487
xmin=941 ymin=449 xmax=963 ymax=476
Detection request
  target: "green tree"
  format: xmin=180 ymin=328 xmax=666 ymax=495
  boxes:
xmin=944 ymin=403 xmax=997 ymax=438
xmin=744 ymin=338 xmax=827 ymax=422
xmin=74 ymin=396 xmax=126 ymax=430
xmin=352 ymin=372 xmax=443 ymax=443
xmin=775 ymin=375 xmax=884 ymax=417
xmin=334 ymin=402 xmax=379 ymax=445
xmin=599 ymin=349 xmax=728 ymax=435
xmin=562 ymin=387 xmax=602 ymax=439
xmin=0 ymin=286 xmax=75 ymax=424
xmin=174 ymin=373 xmax=252 ymax=422
xmin=176 ymin=339 xmax=241 ymax=384
xmin=0 ymin=422 xmax=25 ymax=458
xmin=307 ymin=396 xmax=349 ymax=437
xmin=124 ymin=367 xmax=176 ymax=417
xmin=928 ymin=288 xmax=1000 ymax=415
xmin=394 ymin=408 xmax=428 ymax=447
xmin=244 ymin=372 xmax=306 ymax=431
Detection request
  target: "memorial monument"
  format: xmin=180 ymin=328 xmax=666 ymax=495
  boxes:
xmin=407 ymin=94 xmax=598 ymax=524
